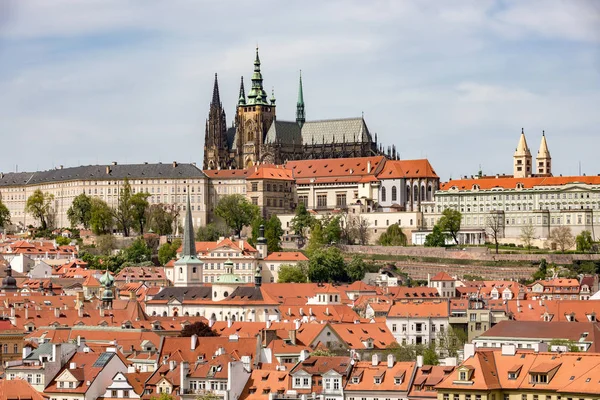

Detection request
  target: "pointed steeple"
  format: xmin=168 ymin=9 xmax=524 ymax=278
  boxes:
xmin=181 ymin=189 xmax=196 ymax=258
xmin=270 ymin=87 xmax=276 ymax=105
xmin=536 ymin=130 xmax=552 ymax=176
xmin=296 ymin=70 xmax=306 ymax=128
xmin=247 ymin=47 xmax=268 ymax=105
xmin=513 ymin=128 xmax=532 ymax=178
xmin=238 ymin=76 xmax=246 ymax=106
xmin=211 ymin=73 xmax=221 ymax=106
xmin=514 ymin=128 xmax=531 ymax=157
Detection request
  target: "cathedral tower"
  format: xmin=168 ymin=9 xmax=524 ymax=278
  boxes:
xmin=536 ymin=131 xmax=552 ymax=176
xmin=513 ymin=128 xmax=532 ymax=178
xmin=203 ymin=74 xmax=228 ymax=170
xmin=234 ymin=48 xmax=276 ymax=168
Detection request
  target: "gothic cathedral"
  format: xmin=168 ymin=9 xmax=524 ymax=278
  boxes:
xmin=203 ymin=48 xmax=384 ymax=170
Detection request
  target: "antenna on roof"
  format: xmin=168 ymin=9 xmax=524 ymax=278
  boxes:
xmin=579 ymin=161 xmax=582 ymax=176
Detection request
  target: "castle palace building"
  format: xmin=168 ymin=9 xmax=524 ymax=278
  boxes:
xmin=203 ymin=48 xmax=383 ymax=170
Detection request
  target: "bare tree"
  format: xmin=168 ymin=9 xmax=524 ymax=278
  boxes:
xmin=549 ymin=226 xmax=575 ymax=252
xmin=520 ymin=220 xmax=535 ymax=252
xmin=485 ymin=212 xmax=504 ymax=254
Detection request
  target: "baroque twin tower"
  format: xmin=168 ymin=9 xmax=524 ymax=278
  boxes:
xmin=513 ymin=129 xmax=552 ymax=178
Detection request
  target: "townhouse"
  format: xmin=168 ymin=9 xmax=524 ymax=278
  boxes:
xmin=344 ymin=355 xmax=416 ymax=400
xmin=387 ymin=300 xmax=450 ymax=347
xmin=436 ymin=346 xmax=600 ymax=400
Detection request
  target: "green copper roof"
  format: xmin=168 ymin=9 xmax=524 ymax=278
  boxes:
xmin=216 ymin=273 xmax=243 ymax=284
xmin=246 ymin=47 xmax=269 ymax=106
xmin=296 ymin=70 xmax=305 ymax=128
xmin=238 ymin=76 xmax=246 ymax=106
xmin=99 ymin=270 xmax=114 ymax=286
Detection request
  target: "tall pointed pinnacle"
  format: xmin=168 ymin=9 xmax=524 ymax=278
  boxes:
xmin=238 ymin=76 xmax=246 ymax=106
xmin=538 ymin=130 xmax=550 ymax=158
xmin=296 ymin=70 xmax=306 ymax=128
xmin=181 ymin=189 xmax=196 ymax=258
xmin=211 ymin=73 xmax=221 ymax=106
xmin=247 ymin=46 xmax=267 ymax=105
xmin=514 ymin=127 xmax=531 ymax=156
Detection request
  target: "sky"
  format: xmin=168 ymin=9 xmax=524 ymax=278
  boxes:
xmin=1 ymin=0 xmax=599 ymax=181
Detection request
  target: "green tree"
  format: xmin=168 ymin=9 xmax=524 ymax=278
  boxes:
xmin=0 ymin=200 xmax=11 ymax=228
xmin=346 ymin=255 xmax=367 ymax=281
xmin=424 ymin=225 xmax=447 ymax=247
xmin=265 ymin=214 xmax=284 ymax=252
xmin=67 ymin=193 xmax=93 ymax=229
xmin=436 ymin=327 xmax=468 ymax=357
xmin=90 ymin=198 xmax=114 ymax=235
xmin=277 ymin=263 xmax=308 ymax=283
xmin=96 ymin=235 xmax=117 ymax=256
xmin=423 ymin=344 xmax=439 ymax=365
xmin=196 ymin=393 xmax=221 ymax=400
xmin=130 ymin=192 xmax=150 ymax=235
xmin=384 ymin=342 xmax=419 ymax=362
xmin=151 ymin=394 xmax=176 ymax=400
xmin=180 ymin=321 xmax=218 ymax=337
xmin=55 ymin=235 xmax=71 ymax=246
xmin=305 ymin=220 xmax=325 ymax=257
xmin=290 ymin=203 xmax=314 ymax=240
xmin=322 ymin=215 xmax=342 ymax=244
xmin=122 ymin=238 xmax=152 ymax=264
xmin=158 ymin=239 xmax=182 ymax=265
xmin=438 ymin=208 xmax=461 ymax=244
xmin=114 ymin=178 xmax=134 ymax=237
xmin=576 ymin=230 xmax=594 ymax=253
xmin=308 ymin=247 xmax=348 ymax=283
xmin=377 ymin=223 xmax=407 ymax=246
xmin=532 ymin=258 xmax=548 ymax=281
xmin=196 ymin=222 xmax=227 ymax=241
xmin=548 ymin=339 xmax=580 ymax=352
xmin=215 ymin=194 xmax=259 ymax=237
xmin=146 ymin=204 xmax=174 ymax=235
xmin=25 ymin=189 xmax=55 ymax=230
xmin=310 ymin=349 xmax=334 ymax=357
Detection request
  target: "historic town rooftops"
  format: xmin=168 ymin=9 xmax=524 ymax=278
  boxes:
xmin=388 ymin=299 xmax=449 ymax=318
xmin=148 ymin=287 xmax=212 ymax=303
xmin=479 ymin=320 xmax=600 ymax=351
xmin=176 ymin=238 xmax=258 ymax=256
xmin=439 ymin=175 xmax=600 ymax=191
xmin=377 ymin=159 xmax=439 ymax=180
xmin=408 ymin=365 xmax=455 ymax=399
xmin=263 ymin=252 xmax=308 ymax=262
xmin=45 ymin=351 xmax=122 ymax=394
xmin=345 ymin=359 xmax=416 ymax=393
xmin=387 ymin=286 xmax=440 ymax=299
xmin=0 ymin=379 xmax=48 ymax=400
xmin=286 ymin=156 xmax=385 ymax=184
xmin=431 ymin=272 xmax=454 ymax=281
xmin=0 ymin=162 xmax=205 ymax=187
xmin=247 ymin=164 xmax=294 ymax=181
xmin=202 ymin=169 xmax=249 ymax=179
xmin=289 ymin=355 xmax=352 ymax=376
xmin=240 ymin=368 xmax=290 ymax=400
xmin=330 ymin=322 xmax=395 ymax=349
xmin=158 ymin=335 xmax=257 ymax=364
xmin=436 ymin=349 xmax=600 ymax=394
xmin=507 ymin=299 xmax=600 ymax=322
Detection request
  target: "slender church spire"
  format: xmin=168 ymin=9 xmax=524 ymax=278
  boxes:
xmin=238 ymin=76 xmax=246 ymax=106
xmin=181 ymin=190 xmax=196 ymax=258
xmin=211 ymin=73 xmax=221 ymax=106
xmin=247 ymin=47 xmax=268 ymax=105
xmin=513 ymin=128 xmax=532 ymax=178
xmin=296 ymin=70 xmax=306 ymax=128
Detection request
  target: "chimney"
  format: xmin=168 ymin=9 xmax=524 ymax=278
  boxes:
xmin=416 ymin=355 xmax=423 ymax=368
xmin=172 ymin=161 xmax=178 ymax=168
xmin=70 ymin=362 xmax=77 ymax=369
xmin=106 ymin=166 xmax=111 ymax=174
xmin=22 ymin=346 xmax=32 ymax=359
xmin=169 ymin=360 xmax=177 ymax=371
xmin=180 ymin=361 xmax=189 ymax=389
xmin=25 ymin=306 xmax=29 ymax=320
xmin=54 ymin=308 xmax=60 ymax=318
xmin=534 ymin=342 xmax=548 ymax=353
xmin=387 ymin=354 xmax=395 ymax=368
xmin=299 ymin=349 xmax=309 ymax=362
xmin=227 ymin=319 xmax=232 ymax=328
xmin=367 ymin=160 xmax=372 ymax=174
xmin=289 ymin=329 xmax=297 ymax=345
xmin=10 ymin=307 xmax=15 ymax=317
xmin=239 ymin=240 xmax=244 ymax=249
xmin=501 ymin=344 xmax=516 ymax=356
xmin=463 ymin=343 xmax=476 ymax=360
xmin=59 ymin=165 xmax=63 ymax=170
xmin=190 ymin=334 xmax=198 ymax=350
xmin=295 ymin=320 xmax=301 ymax=330
xmin=78 ymin=306 xmax=83 ymax=318
xmin=372 ymin=353 xmax=380 ymax=366
xmin=266 ymin=320 xmax=272 ymax=329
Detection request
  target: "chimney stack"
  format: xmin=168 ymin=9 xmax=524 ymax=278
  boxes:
xmin=190 ymin=334 xmax=198 ymax=350
xmin=372 ymin=353 xmax=380 ymax=366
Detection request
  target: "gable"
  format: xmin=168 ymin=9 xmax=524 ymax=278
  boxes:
xmin=57 ymin=369 xmax=79 ymax=382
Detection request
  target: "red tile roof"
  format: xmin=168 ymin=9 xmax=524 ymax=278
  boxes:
xmin=377 ymin=159 xmax=438 ymax=179
xmin=440 ymin=175 xmax=600 ymax=191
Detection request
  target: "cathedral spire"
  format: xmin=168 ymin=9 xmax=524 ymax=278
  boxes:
xmin=247 ymin=47 xmax=268 ymax=105
xmin=296 ymin=70 xmax=306 ymax=128
xmin=513 ymin=128 xmax=532 ymax=178
xmin=211 ymin=73 xmax=221 ymax=106
xmin=181 ymin=190 xmax=196 ymax=258
xmin=536 ymin=130 xmax=552 ymax=176
xmin=238 ymin=76 xmax=246 ymax=106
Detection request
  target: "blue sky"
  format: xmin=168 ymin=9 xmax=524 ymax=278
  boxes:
xmin=1 ymin=0 xmax=599 ymax=180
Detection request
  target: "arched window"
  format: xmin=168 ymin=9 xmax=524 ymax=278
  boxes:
xmin=381 ymin=187 xmax=387 ymax=202
xmin=421 ymin=186 xmax=426 ymax=201
xmin=427 ymin=185 xmax=433 ymax=200
xmin=406 ymin=186 xmax=411 ymax=202
xmin=413 ymin=186 xmax=419 ymax=202
xmin=391 ymin=186 xmax=397 ymax=202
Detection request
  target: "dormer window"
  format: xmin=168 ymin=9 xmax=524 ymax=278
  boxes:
xmin=530 ymin=373 xmax=548 ymax=384
xmin=394 ymin=377 xmax=402 ymax=385
xmin=459 ymin=371 xmax=468 ymax=381
xmin=352 ymin=377 xmax=359 ymax=384
xmin=374 ymin=377 xmax=381 ymax=384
